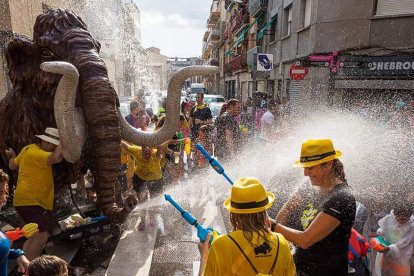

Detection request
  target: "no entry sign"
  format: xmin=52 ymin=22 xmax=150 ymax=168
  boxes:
xmin=289 ymin=64 xmax=308 ymax=80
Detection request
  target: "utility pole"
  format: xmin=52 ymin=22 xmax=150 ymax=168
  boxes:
xmin=252 ymin=53 xmax=257 ymax=120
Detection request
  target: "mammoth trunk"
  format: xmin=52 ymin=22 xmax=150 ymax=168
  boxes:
xmin=72 ymin=49 xmax=128 ymax=222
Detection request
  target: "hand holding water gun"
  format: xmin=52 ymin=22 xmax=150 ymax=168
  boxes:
xmin=370 ymin=235 xmax=390 ymax=253
xmin=196 ymin=143 xmax=233 ymax=185
xmin=5 ymin=223 xmax=39 ymax=241
xmin=164 ymin=194 xmax=219 ymax=244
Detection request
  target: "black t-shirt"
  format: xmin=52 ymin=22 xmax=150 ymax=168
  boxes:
xmin=215 ymin=112 xmax=241 ymax=159
xmin=294 ymin=184 xmax=356 ymax=274
xmin=189 ymin=104 xmax=212 ymax=137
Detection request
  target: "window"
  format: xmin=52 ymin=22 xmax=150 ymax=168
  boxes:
xmin=376 ymin=0 xmax=414 ymax=16
xmin=302 ymin=0 xmax=311 ymax=27
xmin=283 ymin=5 xmax=293 ymax=37
xmin=269 ymin=17 xmax=277 ymax=42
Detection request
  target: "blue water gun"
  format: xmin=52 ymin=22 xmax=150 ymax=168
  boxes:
xmin=196 ymin=143 xmax=233 ymax=185
xmin=164 ymin=194 xmax=219 ymax=243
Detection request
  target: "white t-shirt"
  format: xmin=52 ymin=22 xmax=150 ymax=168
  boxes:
xmin=260 ymin=111 xmax=275 ymax=141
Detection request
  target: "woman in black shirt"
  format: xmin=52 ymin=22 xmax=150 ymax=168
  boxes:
xmin=270 ymin=138 xmax=356 ymax=276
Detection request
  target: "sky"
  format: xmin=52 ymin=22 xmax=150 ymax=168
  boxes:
xmin=135 ymin=0 xmax=212 ymax=58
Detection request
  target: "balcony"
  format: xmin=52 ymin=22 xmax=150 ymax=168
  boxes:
xmin=230 ymin=8 xmax=249 ymax=36
xmin=208 ymin=29 xmax=221 ymax=46
xmin=224 ymin=26 xmax=233 ymax=43
xmin=203 ymin=29 xmax=211 ymax=42
xmin=208 ymin=57 xmax=219 ymax=67
xmin=207 ymin=1 xmax=220 ymax=27
xmin=202 ymin=42 xmax=212 ymax=59
xmin=248 ymin=0 xmax=268 ymax=18
xmin=225 ymin=0 xmax=232 ymax=10
xmin=224 ymin=53 xmax=248 ymax=74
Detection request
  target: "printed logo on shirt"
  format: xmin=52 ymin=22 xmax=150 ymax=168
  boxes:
xmin=254 ymin=241 xmax=271 ymax=256
xmin=301 ymin=203 xmax=318 ymax=230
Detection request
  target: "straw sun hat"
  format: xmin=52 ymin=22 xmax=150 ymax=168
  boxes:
xmin=294 ymin=138 xmax=341 ymax=168
xmin=224 ymin=177 xmax=275 ymax=214
xmin=35 ymin=127 xmax=60 ymax=146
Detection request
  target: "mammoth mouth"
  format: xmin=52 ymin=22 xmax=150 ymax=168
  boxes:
xmin=41 ymin=61 xmax=219 ymax=162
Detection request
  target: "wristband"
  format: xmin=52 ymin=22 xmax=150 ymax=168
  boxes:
xmin=271 ymin=221 xmax=278 ymax=232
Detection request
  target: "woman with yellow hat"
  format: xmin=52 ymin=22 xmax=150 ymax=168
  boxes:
xmin=270 ymin=138 xmax=356 ymax=275
xmin=198 ymin=177 xmax=296 ymax=276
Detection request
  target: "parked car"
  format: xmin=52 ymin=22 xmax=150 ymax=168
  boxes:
xmin=204 ymin=94 xmax=225 ymax=105
xmin=209 ymin=102 xmax=226 ymax=122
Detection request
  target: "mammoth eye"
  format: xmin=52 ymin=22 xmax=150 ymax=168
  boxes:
xmin=40 ymin=48 xmax=54 ymax=58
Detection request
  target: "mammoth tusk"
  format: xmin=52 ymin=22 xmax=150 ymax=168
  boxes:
xmin=120 ymin=65 xmax=219 ymax=147
xmin=41 ymin=61 xmax=86 ymax=163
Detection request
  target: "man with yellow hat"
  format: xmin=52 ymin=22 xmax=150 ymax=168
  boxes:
xmin=270 ymin=138 xmax=356 ymax=275
xmin=198 ymin=177 xmax=295 ymax=276
xmin=5 ymin=127 xmax=63 ymax=261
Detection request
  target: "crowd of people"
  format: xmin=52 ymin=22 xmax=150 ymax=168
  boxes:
xmin=0 ymin=90 xmax=413 ymax=275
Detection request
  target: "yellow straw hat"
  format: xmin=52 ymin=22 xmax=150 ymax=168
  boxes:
xmin=224 ymin=177 xmax=275 ymax=214
xmin=294 ymin=138 xmax=342 ymax=168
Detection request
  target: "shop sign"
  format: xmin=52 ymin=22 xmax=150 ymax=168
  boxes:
xmin=341 ymin=55 xmax=414 ymax=76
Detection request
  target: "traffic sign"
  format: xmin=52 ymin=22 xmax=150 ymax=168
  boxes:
xmin=289 ymin=64 xmax=308 ymax=80
xmin=257 ymin=54 xmax=273 ymax=71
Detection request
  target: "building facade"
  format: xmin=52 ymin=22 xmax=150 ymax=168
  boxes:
xmin=146 ymin=47 xmax=168 ymax=92
xmin=202 ymin=0 xmax=414 ymax=115
xmin=0 ymin=0 xmax=151 ymax=99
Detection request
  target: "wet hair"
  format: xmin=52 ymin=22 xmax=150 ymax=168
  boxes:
xmin=129 ymin=100 xmax=140 ymax=111
xmin=0 ymin=170 xmax=9 ymax=184
xmin=394 ymin=203 xmax=413 ymax=217
xmin=198 ymin=125 xmax=213 ymax=144
xmin=196 ymin=92 xmax=204 ymax=99
xmin=230 ymin=211 xmax=273 ymax=248
xmin=227 ymin=99 xmax=239 ymax=107
xmin=321 ymin=159 xmax=347 ymax=183
xmin=331 ymin=159 xmax=347 ymax=183
xmin=0 ymin=170 xmax=9 ymax=195
xmin=155 ymin=115 xmax=166 ymax=130
xmin=28 ymin=255 xmax=68 ymax=276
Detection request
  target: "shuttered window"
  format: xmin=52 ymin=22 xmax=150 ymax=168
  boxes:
xmin=376 ymin=0 xmax=414 ymax=16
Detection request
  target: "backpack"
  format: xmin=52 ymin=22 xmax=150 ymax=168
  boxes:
xmin=348 ymin=228 xmax=371 ymax=275
xmin=228 ymin=234 xmax=280 ymax=276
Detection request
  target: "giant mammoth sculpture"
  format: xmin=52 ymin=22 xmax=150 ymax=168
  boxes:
xmin=0 ymin=9 xmax=218 ymax=222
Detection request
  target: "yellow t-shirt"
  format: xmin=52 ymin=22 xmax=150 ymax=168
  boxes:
xmin=127 ymin=145 xmax=162 ymax=181
xmin=120 ymin=148 xmax=135 ymax=178
xmin=204 ymin=230 xmax=296 ymax=276
xmin=13 ymin=144 xmax=54 ymax=210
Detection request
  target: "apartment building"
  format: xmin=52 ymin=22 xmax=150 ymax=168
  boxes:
xmin=203 ymin=0 xmax=414 ymax=115
xmin=0 ymin=0 xmax=147 ymax=99
xmin=146 ymin=47 xmax=168 ymax=92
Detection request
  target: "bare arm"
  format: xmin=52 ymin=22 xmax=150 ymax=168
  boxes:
xmin=276 ymin=191 xmax=304 ymax=224
xmin=47 ymin=144 xmax=63 ymax=166
xmin=274 ymin=212 xmax=340 ymax=249
xmin=5 ymin=148 xmax=18 ymax=171
xmin=225 ymin=129 xmax=235 ymax=154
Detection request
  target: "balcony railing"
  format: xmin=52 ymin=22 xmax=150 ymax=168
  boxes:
xmin=224 ymin=53 xmax=248 ymax=74
xmin=248 ymin=0 xmax=268 ymax=18
xmin=230 ymin=8 xmax=249 ymax=35
xmin=208 ymin=29 xmax=221 ymax=45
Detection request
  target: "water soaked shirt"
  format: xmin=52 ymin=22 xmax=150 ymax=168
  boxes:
xmin=294 ymin=184 xmax=356 ymax=273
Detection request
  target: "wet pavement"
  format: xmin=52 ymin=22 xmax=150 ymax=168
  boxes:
xmin=106 ymin=191 xmax=228 ymax=276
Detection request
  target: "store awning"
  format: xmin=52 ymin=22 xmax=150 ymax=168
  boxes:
xmin=225 ymin=49 xmax=233 ymax=56
xmin=257 ymin=15 xmax=277 ymax=40
xmin=234 ymin=16 xmax=260 ymax=47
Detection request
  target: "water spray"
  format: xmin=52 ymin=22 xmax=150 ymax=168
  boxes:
xmin=196 ymin=143 xmax=233 ymax=185
xmin=164 ymin=194 xmax=219 ymax=243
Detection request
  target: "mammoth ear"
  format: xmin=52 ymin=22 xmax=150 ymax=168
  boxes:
xmin=4 ymin=35 xmax=36 ymax=88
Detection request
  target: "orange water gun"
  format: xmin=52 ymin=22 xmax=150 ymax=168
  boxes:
xmin=5 ymin=223 xmax=39 ymax=241
xmin=370 ymin=235 xmax=390 ymax=252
